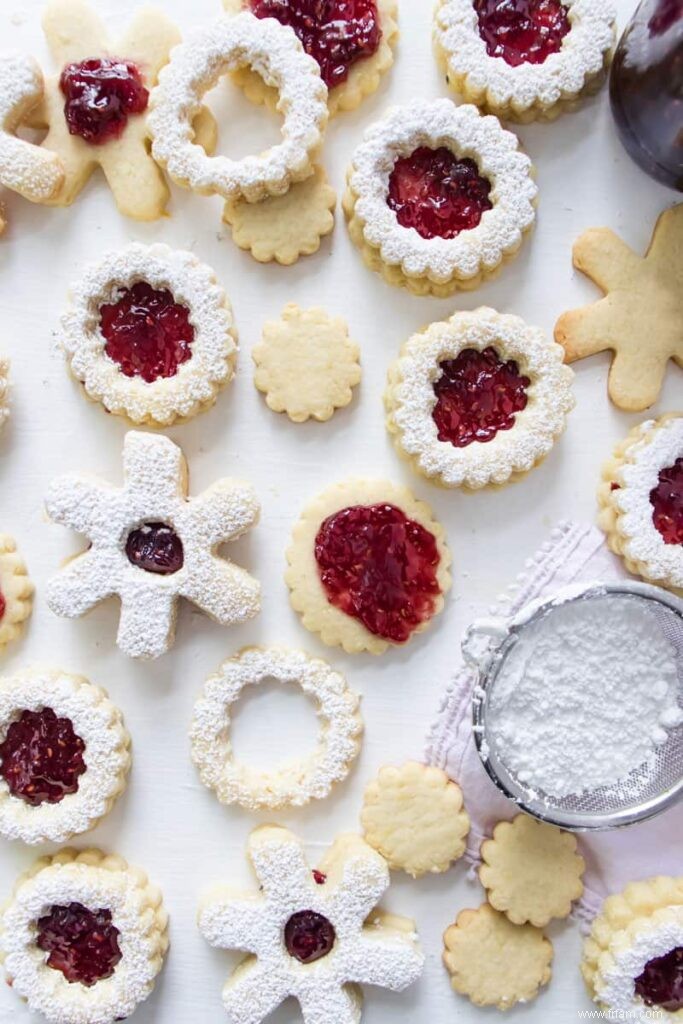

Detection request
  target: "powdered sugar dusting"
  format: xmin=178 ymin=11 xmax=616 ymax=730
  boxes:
xmin=191 ymin=648 xmax=363 ymax=810
xmin=46 ymin=431 xmax=261 ymax=660
xmin=0 ymin=52 xmax=63 ymax=203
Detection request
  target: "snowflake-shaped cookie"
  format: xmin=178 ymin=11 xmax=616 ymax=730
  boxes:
xmin=199 ymin=825 xmax=425 ymax=1024
xmin=0 ymin=52 xmax=63 ymax=233
xmin=46 ymin=431 xmax=261 ymax=659
xmin=555 ymin=204 xmax=683 ymax=411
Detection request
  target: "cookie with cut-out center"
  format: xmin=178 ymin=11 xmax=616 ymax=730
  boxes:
xmin=0 ymin=535 xmax=33 ymax=655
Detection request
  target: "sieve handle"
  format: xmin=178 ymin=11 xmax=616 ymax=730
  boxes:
xmin=462 ymin=619 xmax=509 ymax=672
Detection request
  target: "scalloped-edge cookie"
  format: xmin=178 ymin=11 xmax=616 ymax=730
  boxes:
xmin=223 ymin=165 xmax=336 ymax=265
xmin=0 ymin=848 xmax=168 ymax=1024
xmin=582 ymin=876 xmax=683 ymax=1020
xmin=361 ymin=761 xmax=470 ymax=878
xmin=443 ymin=903 xmax=553 ymax=1010
xmin=479 ymin=814 xmax=585 ymax=928
xmin=222 ymin=0 xmax=398 ymax=116
xmin=285 ymin=479 xmax=452 ymax=655
xmin=190 ymin=647 xmax=363 ymax=810
xmin=254 ymin=304 xmax=360 ymax=423
xmin=598 ymin=414 xmax=683 ymax=596
xmin=0 ymin=668 xmax=130 ymax=845
xmin=385 ymin=307 xmax=575 ymax=489
xmin=0 ymin=536 xmax=33 ymax=655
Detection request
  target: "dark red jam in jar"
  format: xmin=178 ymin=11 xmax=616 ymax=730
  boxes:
xmin=100 ymin=282 xmax=195 ymax=384
xmin=284 ymin=910 xmax=336 ymax=963
xmin=634 ymin=946 xmax=683 ymax=1011
xmin=0 ymin=708 xmax=86 ymax=806
xmin=474 ymin=0 xmax=571 ymax=66
xmin=314 ymin=503 xmax=442 ymax=643
xmin=248 ymin=0 xmax=381 ymax=89
xmin=432 ymin=347 xmax=530 ymax=448
xmin=387 ymin=147 xmax=492 ymax=240
xmin=610 ymin=0 xmax=683 ymax=190
xmin=36 ymin=903 xmax=122 ymax=987
xmin=60 ymin=58 xmax=149 ymax=145
xmin=650 ymin=458 xmax=683 ymax=545
xmin=126 ymin=523 xmax=185 ymax=575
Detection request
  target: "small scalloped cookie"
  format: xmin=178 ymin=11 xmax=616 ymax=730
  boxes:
xmin=361 ymin=761 xmax=470 ymax=878
xmin=285 ymin=479 xmax=452 ymax=655
xmin=59 ymin=242 xmax=238 ymax=427
xmin=582 ymin=876 xmax=683 ymax=1020
xmin=433 ymin=0 xmax=616 ymax=124
xmin=254 ymin=304 xmax=361 ymax=423
xmin=479 ymin=814 xmax=585 ymax=928
xmin=223 ymin=165 xmax=336 ymax=265
xmin=222 ymin=0 xmax=398 ymax=116
xmin=0 ymin=536 xmax=33 ymax=655
xmin=443 ymin=903 xmax=553 ymax=1010
xmin=598 ymin=414 xmax=683 ymax=597
xmin=0 ymin=668 xmax=130 ymax=845
xmin=0 ymin=848 xmax=168 ymax=1024
xmin=190 ymin=646 xmax=363 ymax=810
xmin=385 ymin=308 xmax=575 ymax=490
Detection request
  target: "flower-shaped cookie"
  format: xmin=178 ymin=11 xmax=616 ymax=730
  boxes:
xmin=599 ymin=414 xmax=683 ymax=596
xmin=199 ymin=825 xmax=425 ymax=1024
xmin=443 ymin=903 xmax=553 ymax=1010
xmin=59 ymin=243 xmax=238 ymax=427
xmin=0 ymin=534 xmax=33 ymax=655
xmin=224 ymin=166 xmax=337 ymax=265
xmin=0 ymin=668 xmax=130 ymax=845
xmin=361 ymin=762 xmax=470 ymax=878
xmin=46 ymin=431 xmax=261 ymax=659
xmin=35 ymin=0 xmax=214 ymax=220
xmin=582 ymin=875 xmax=683 ymax=1020
xmin=191 ymin=647 xmax=363 ymax=810
xmin=0 ymin=848 xmax=168 ymax=1024
xmin=0 ymin=52 xmax=63 ymax=233
xmin=254 ymin=304 xmax=361 ymax=423
xmin=479 ymin=815 xmax=585 ymax=927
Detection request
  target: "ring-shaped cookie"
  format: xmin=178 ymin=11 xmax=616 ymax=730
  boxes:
xmin=59 ymin=243 xmax=237 ymax=427
xmin=344 ymin=100 xmax=537 ymax=297
xmin=0 ymin=669 xmax=130 ymax=845
xmin=385 ymin=308 xmax=575 ymax=489
xmin=149 ymin=12 xmax=328 ymax=202
xmin=190 ymin=647 xmax=363 ymax=809
xmin=0 ymin=849 xmax=168 ymax=1024
xmin=0 ymin=534 xmax=33 ymax=654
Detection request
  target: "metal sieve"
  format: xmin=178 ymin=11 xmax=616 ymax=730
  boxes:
xmin=463 ymin=581 xmax=683 ymax=832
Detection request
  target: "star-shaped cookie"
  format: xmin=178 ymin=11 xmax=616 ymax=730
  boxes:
xmin=555 ymin=204 xmax=683 ymax=411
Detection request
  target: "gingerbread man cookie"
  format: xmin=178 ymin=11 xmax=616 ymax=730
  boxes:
xmin=35 ymin=0 xmax=214 ymax=220
xmin=0 ymin=53 xmax=63 ymax=233
xmin=555 ymin=204 xmax=683 ymax=411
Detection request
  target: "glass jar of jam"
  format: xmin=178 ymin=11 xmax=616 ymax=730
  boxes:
xmin=609 ymin=0 xmax=683 ymax=190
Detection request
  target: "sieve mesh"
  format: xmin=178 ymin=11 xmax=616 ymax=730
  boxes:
xmin=479 ymin=589 xmax=683 ymax=829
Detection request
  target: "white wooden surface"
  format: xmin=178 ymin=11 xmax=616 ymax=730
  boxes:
xmin=0 ymin=0 xmax=680 ymax=1020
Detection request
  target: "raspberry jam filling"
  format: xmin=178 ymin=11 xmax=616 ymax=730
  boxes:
xmin=60 ymin=58 xmax=149 ymax=145
xmin=0 ymin=590 xmax=5 ymax=621
xmin=650 ymin=458 xmax=683 ymax=545
xmin=248 ymin=0 xmax=382 ymax=89
xmin=313 ymin=870 xmax=327 ymax=885
xmin=315 ymin=503 xmax=442 ymax=643
xmin=474 ymin=0 xmax=571 ymax=67
xmin=0 ymin=708 xmax=86 ymax=807
xmin=387 ymin=147 xmax=493 ymax=240
xmin=36 ymin=903 xmax=122 ymax=987
xmin=126 ymin=522 xmax=184 ymax=576
xmin=284 ymin=910 xmax=336 ymax=964
xmin=100 ymin=282 xmax=195 ymax=384
xmin=635 ymin=946 xmax=683 ymax=1011
xmin=432 ymin=347 xmax=530 ymax=448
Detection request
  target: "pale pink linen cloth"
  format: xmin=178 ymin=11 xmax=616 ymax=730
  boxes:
xmin=425 ymin=520 xmax=683 ymax=921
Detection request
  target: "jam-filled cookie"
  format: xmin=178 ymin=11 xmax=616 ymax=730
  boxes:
xmin=0 ymin=535 xmax=33 ymax=655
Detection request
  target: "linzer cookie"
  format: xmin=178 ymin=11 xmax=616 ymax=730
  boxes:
xmin=344 ymin=100 xmax=537 ymax=297
xmin=434 ymin=0 xmax=616 ymax=123
xmin=199 ymin=825 xmax=424 ymax=1023
xmin=0 ymin=535 xmax=33 ymax=655
xmin=46 ymin=432 xmax=261 ymax=660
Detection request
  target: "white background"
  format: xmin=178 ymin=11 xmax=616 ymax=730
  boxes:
xmin=0 ymin=0 xmax=681 ymax=1020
